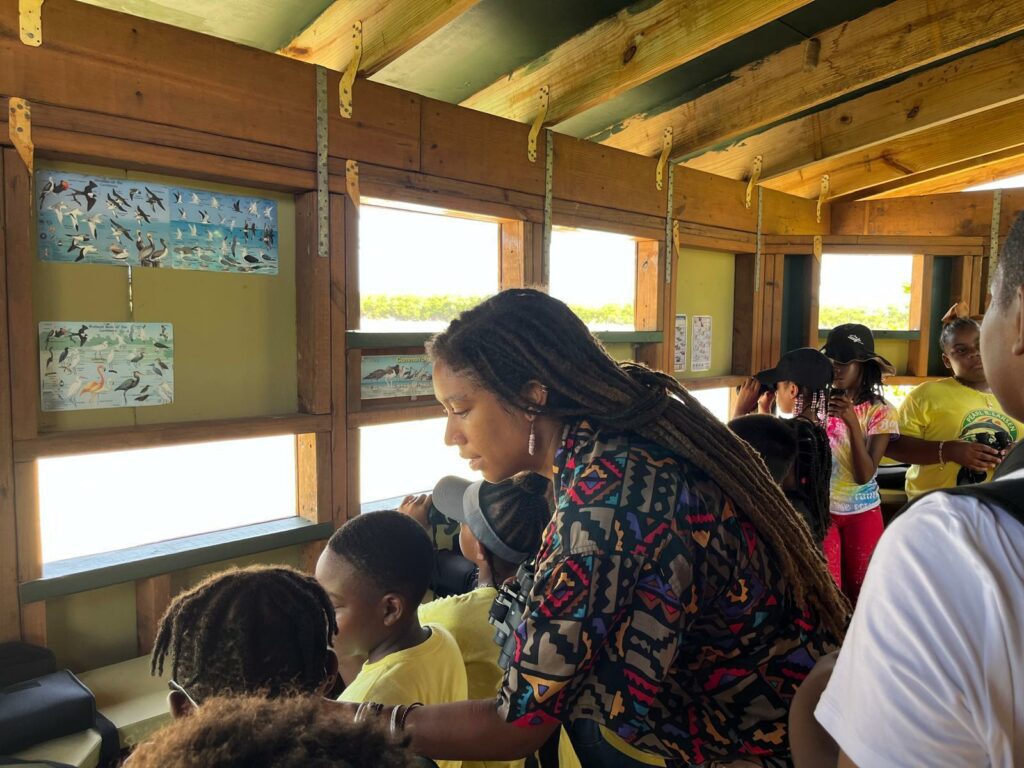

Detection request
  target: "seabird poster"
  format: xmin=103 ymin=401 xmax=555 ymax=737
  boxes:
xmin=691 ymin=315 xmax=713 ymax=373
xmin=361 ymin=355 xmax=434 ymax=401
xmin=673 ymin=314 xmax=687 ymax=373
xmin=36 ymin=170 xmax=279 ymax=275
xmin=39 ymin=321 xmax=174 ymax=412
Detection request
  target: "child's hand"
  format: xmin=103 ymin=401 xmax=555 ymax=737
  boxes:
xmin=398 ymin=493 xmax=432 ymax=528
xmin=733 ymin=378 xmax=762 ymax=418
xmin=946 ymin=440 xmax=1003 ymax=471
xmin=827 ymin=394 xmax=857 ymax=425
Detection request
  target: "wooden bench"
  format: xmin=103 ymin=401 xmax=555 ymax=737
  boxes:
xmin=11 ymin=656 xmax=171 ymax=767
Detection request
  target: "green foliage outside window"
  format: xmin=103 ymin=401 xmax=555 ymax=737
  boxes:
xmin=361 ymin=294 xmax=634 ymax=326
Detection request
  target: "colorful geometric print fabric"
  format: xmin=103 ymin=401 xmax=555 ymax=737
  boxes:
xmin=496 ymin=420 xmax=839 ymax=765
xmin=826 ymin=400 xmax=899 ymax=514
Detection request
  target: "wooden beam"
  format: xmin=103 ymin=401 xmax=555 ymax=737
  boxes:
xmin=766 ymin=98 xmax=1024 ymax=200
xmin=831 ymin=190 xmax=1024 ymax=238
xmin=295 ymin=192 xmax=333 ymax=415
xmin=462 ymin=0 xmax=811 ymax=126
xmin=330 ymin=195 xmax=356 ymax=526
xmin=859 ymin=148 xmax=1024 ymax=200
xmin=0 ymin=148 xmax=19 ymax=643
xmin=135 ymin=574 xmax=172 ymax=657
xmin=732 ymin=253 xmax=760 ymax=375
xmin=907 ymin=254 xmax=934 ymax=376
xmin=683 ymin=35 xmax=1024 ymax=183
xmin=280 ymin=0 xmax=480 ymax=75
xmin=634 ymin=239 xmax=667 ymax=373
xmin=3 ymin=149 xmax=35 ymax=442
xmin=600 ymin=0 xmax=1024 ymax=159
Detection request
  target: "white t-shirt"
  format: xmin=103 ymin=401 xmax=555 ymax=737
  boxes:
xmin=815 ymin=467 xmax=1024 ymax=768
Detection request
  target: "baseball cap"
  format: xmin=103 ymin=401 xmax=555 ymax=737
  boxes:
xmin=755 ymin=348 xmax=834 ymax=391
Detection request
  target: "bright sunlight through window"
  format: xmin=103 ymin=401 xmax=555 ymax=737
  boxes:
xmin=690 ymin=387 xmax=731 ymax=423
xmin=360 ymin=417 xmax=480 ymax=504
xmin=359 ymin=200 xmax=500 ymax=332
xmin=38 ymin=435 xmax=297 ymax=563
xmin=549 ymin=228 xmax=636 ymax=331
xmin=819 ymin=253 xmax=913 ymax=331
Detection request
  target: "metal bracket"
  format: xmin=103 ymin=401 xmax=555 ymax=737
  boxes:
xmin=315 ymin=66 xmax=329 ymax=259
xmin=8 ymin=98 xmax=33 ymax=175
xmin=664 ymin=162 xmax=674 ymax=284
xmin=339 ymin=21 xmax=362 ymax=119
xmin=671 ymin=220 xmax=681 ymax=286
xmin=19 ymin=0 xmax=43 ymax=46
xmin=656 ymin=127 xmax=673 ymax=191
xmin=754 ymin=186 xmax=763 ymax=292
xmin=346 ymin=160 xmax=360 ymax=208
xmin=527 ymin=86 xmax=550 ymax=163
xmin=813 ymin=235 xmax=823 ymax=263
xmin=990 ymin=189 xmax=1003 ymax=270
xmin=745 ymin=155 xmax=762 ymax=209
xmin=541 ymin=128 xmax=553 ymax=284
xmin=817 ymin=174 xmax=830 ymax=224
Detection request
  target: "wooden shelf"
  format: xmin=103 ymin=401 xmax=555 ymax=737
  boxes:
xmin=348 ymin=399 xmax=441 ymax=428
xmin=676 ymin=374 xmax=746 ymax=390
xmin=14 ymin=413 xmax=331 ymax=461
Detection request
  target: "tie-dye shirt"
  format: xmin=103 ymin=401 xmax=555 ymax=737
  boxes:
xmin=826 ymin=400 xmax=900 ymax=515
xmin=497 ymin=420 xmax=838 ymax=764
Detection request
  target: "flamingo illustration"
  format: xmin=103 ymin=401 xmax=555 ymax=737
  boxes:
xmin=79 ymin=365 xmax=107 ymax=404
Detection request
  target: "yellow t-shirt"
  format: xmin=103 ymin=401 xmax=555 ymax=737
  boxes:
xmin=339 ymin=623 xmax=468 ymax=768
xmin=419 ymin=589 xmax=523 ymax=768
xmin=899 ymin=378 xmax=1023 ymax=499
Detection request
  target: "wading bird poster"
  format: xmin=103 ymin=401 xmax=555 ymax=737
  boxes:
xmin=674 ymin=314 xmax=687 ymax=373
xmin=691 ymin=315 xmax=713 ymax=372
xmin=361 ymin=355 xmax=434 ymax=400
xmin=36 ymin=170 xmax=279 ymax=275
xmin=39 ymin=322 xmax=175 ymax=412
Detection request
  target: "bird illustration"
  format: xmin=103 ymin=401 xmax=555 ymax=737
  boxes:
xmin=79 ymin=365 xmax=107 ymax=404
xmin=134 ymin=206 xmax=151 ymax=224
xmin=113 ymin=371 xmax=141 ymax=404
xmin=71 ymin=244 xmax=98 ymax=262
xmin=243 ymin=253 xmax=259 ymax=264
xmin=90 ymin=341 xmax=109 ymax=360
xmin=149 ymin=363 xmax=164 ymax=377
xmin=45 ymin=349 xmax=54 ymax=370
xmin=178 ymin=208 xmax=187 ymax=220
xmin=148 ymin=239 xmax=168 ymax=264
xmin=175 ymin=228 xmax=183 ymax=241
xmin=232 ymin=199 xmax=241 ymax=212
xmin=262 ymin=225 xmax=275 ymax=247
xmin=111 ymin=190 xmax=131 ymax=210
xmin=58 ymin=347 xmax=70 ymax=365
xmin=139 ymin=234 xmax=156 ymax=265
xmin=85 ymin=214 xmax=103 ymax=240
xmin=188 ymin=223 xmax=198 ymax=237
xmin=160 ymin=325 xmax=168 ymax=340
xmin=263 ymin=205 xmax=273 ymax=220
xmin=67 ymin=208 xmax=82 ymax=230
xmin=144 ymin=187 xmax=165 ymax=212
xmin=39 ymin=177 xmax=69 ymax=206
xmin=210 ymin=195 xmax=220 ymax=209
xmin=364 ymin=365 xmax=399 ymax=383
xmin=110 ymin=219 xmax=131 ymax=242
xmin=174 ymin=191 xmax=183 ymax=205
xmin=190 ymin=192 xmax=201 ymax=205
xmin=69 ymin=181 xmax=98 ymax=211
xmin=70 ymin=325 xmax=88 ymax=346
xmin=248 ymin=200 xmax=259 ymax=215
xmin=139 ymin=384 xmax=150 ymax=395
xmin=128 ymin=188 xmax=140 ymax=200
xmin=50 ymin=202 xmax=69 ymax=225
xmin=109 ymin=244 xmax=129 ymax=261
xmin=129 ymin=349 xmax=144 ymax=364
xmin=64 ymin=375 xmax=86 ymax=402
xmin=157 ymin=382 xmax=173 ymax=403
xmin=134 ymin=393 xmax=151 ymax=402
xmin=199 ymin=209 xmax=210 ymax=224
xmin=60 ymin=348 xmax=81 ymax=374
xmin=154 ymin=341 xmax=169 ymax=349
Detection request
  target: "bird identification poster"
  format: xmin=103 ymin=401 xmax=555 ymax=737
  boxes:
xmin=691 ymin=315 xmax=713 ymax=372
xmin=360 ymin=355 xmax=434 ymax=401
xmin=39 ymin=321 xmax=174 ymax=411
xmin=673 ymin=314 xmax=687 ymax=373
xmin=36 ymin=170 xmax=279 ymax=274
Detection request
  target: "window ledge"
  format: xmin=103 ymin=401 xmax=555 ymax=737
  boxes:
xmin=817 ymin=328 xmax=920 ymax=341
xmin=20 ymin=517 xmax=333 ymax=603
xmin=347 ymin=330 xmax=662 ymax=349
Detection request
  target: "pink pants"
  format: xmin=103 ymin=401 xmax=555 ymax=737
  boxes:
xmin=822 ymin=506 xmax=884 ymax=605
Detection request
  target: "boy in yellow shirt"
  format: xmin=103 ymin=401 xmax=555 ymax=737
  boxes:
xmin=887 ymin=312 xmax=1021 ymax=498
xmin=316 ymin=511 xmax=468 ymax=768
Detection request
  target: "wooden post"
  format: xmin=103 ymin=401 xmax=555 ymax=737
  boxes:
xmin=634 ymin=239 xmax=666 ymax=371
xmin=808 ymin=250 xmax=822 ymax=348
xmin=732 ymin=253 xmax=760 ymax=375
xmin=331 ymin=194 xmax=357 ymax=526
xmin=14 ymin=461 xmax=44 ymax=645
xmin=0 ymin=149 xmax=20 ymax=642
xmin=499 ymin=220 xmax=526 ymax=290
xmin=908 ymin=254 xmax=934 ymax=376
xmin=135 ymin=575 xmax=172 ymax=656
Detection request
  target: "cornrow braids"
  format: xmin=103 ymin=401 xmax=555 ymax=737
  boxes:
xmin=427 ymin=289 xmax=850 ymax=639
xmin=790 ymin=418 xmax=833 ymax=545
xmin=151 ymin=565 xmax=339 ymax=704
xmin=938 ymin=316 xmax=980 ymax=352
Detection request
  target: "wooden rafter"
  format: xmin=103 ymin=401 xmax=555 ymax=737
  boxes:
xmin=279 ymin=0 xmax=480 ymax=74
xmin=461 ymin=0 xmax=812 ymax=126
xmin=764 ymin=98 xmax=1024 ymax=200
xmin=864 ymin=150 xmax=1024 ymax=200
xmin=682 ymin=34 xmax=1024 ymax=184
xmin=599 ymin=0 xmax=1024 ymax=160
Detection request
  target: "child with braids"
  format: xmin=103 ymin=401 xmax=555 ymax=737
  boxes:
xmin=150 ymin=565 xmax=341 ymax=718
xmin=821 ymin=324 xmax=899 ymax=603
xmin=315 ymin=511 xmax=467 ymax=768
xmin=328 ymin=289 xmax=848 ymax=768
xmin=733 ymin=347 xmax=835 ymax=545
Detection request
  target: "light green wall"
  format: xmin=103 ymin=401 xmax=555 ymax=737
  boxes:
xmin=603 ymin=342 xmax=635 ymax=362
xmin=674 ymin=248 xmax=735 ymax=378
xmin=34 ymin=161 xmax=298 ymax=431
xmin=875 ymin=339 xmax=910 ymax=376
xmin=47 ymin=546 xmax=304 ymax=673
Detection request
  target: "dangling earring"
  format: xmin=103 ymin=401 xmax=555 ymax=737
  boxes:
xmin=527 ymin=418 xmax=536 ymax=456
xmin=794 ymin=393 xmax=805 ymax=418
xmin=816 ymin=391 xmax=828 ymax=424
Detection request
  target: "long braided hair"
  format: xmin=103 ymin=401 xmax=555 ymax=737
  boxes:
xmin=428 ymin=289 xmax=849 ymax=638
xmin=790 ymin=417 xmax=833 ymax=545
xmin=151 ymin=565 xmax=339 ymax=703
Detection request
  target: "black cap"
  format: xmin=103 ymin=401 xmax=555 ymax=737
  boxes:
xmin=821 ymin=323 xmax=895 ymax=375
xmin=755 ymin=348 xmax=834 ymax=391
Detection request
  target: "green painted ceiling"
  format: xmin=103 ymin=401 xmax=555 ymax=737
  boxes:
xmin=79 ymin=0 xmax=897 ymax=145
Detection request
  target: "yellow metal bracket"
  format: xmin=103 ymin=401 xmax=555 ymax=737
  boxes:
xmin=656 ymin=127 xmax=673 ymax=191
xmin=817 ymin=174 xmax=830 ymax=224
xmin=346 ymin=159 xmax=360 ymax=207
xmin=527 ymin=86 xmax=550 ymax=163
xmin=9 ymin=98 xmax=34 ymax=175
xmin=813 ymin=235 xmax=823 ymax=262
xmin=20 ymin=0 xmax=43 ymax=46
xmin=745 ymin=155 xmax=762 ymax=209
xmin=339 ymin=21 xmax=363 ymax=119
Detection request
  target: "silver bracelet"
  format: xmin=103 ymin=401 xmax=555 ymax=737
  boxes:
xmin=938 ymin=440 xmax=946 ymax=469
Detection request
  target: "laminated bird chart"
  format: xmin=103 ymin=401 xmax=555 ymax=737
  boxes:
xmin=36 ymin=170 xmax=279 ymax=274
xmin=39 ymin=322 xmax=174 ymax=411
xmin=691 ymin=315 xmax=713 ymax=372
xmin=361 ymin=354 xmax=434 ymax=400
